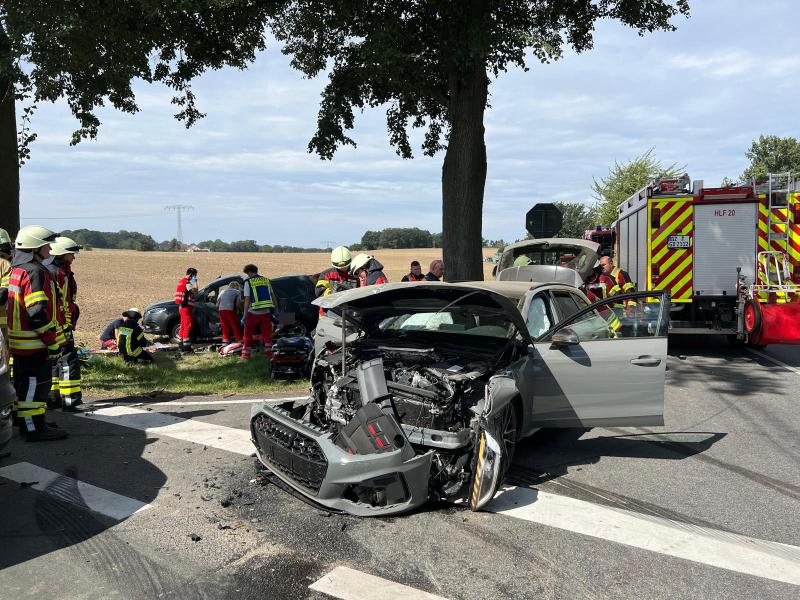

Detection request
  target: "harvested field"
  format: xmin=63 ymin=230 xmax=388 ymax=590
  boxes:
xmin=71 ymin=248 xmax=498 ymax=348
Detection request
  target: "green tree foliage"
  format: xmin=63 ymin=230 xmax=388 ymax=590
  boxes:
xmin=741 ymin=135 xmax=800 ymax=181
xmin=227 ymin=239 xmax=260 ymax=252
xmin=62 ymin=228 xmax=157 ymax=251
xmin=592 ymin=149 xmax=684 ymax=227
xmin=0 ymin=1 xmax=272 ymax=237
xmin=360 ymin=227 xmax=439 ymax=249
xmin=269 ymin=1 xmax=689 ymax=280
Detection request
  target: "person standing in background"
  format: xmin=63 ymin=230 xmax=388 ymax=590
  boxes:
xmin=175 ymin=267 xmax=198 ymax=352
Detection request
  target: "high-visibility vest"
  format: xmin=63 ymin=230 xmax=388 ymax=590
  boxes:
xmin=175 ymin=277 xmax=191 ymax=305
xmin=117 ymin=325 xmax=144 ymax=357
xmin=246 ymin=276 xmax=275 ymax=310
xmin=0 ymin=255 xmax=10 ymax=328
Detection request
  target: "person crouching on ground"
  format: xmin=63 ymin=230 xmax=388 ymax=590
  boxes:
xmin=117 ymin=309 xmax=154 ymax=363
xmin=241 ymin=265 xmax=278 ymax=367
xmin=350 ymin=254 xmax=389 ymax=287
xmin=217 ymin=281 xmax=243 ymax=344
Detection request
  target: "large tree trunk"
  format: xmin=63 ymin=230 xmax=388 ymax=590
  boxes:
xmin=0 ymin=24 xmax=20 ymax=239
xmin=441 ymin=61 xmax=488 ymax=282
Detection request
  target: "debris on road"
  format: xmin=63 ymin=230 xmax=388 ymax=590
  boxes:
xmin=189 ymin=533 xmax=202 ymax=542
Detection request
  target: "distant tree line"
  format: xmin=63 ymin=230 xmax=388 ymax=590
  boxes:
xmin=62 ymin=229 xmax=158 ymax=251
xmin=194 ymin=239 xmax=327 ymax=253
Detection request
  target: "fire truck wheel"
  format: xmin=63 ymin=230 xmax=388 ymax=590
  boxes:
xmin=743 ymin=300 xmax=762 ymax=335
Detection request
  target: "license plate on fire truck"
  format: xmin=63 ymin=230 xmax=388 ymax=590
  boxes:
xmin=667 ymin=235 xmax=691 ymax=249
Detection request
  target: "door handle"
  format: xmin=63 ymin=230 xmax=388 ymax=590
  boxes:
xmin=630 ymin=356 xmax=661 ymax=367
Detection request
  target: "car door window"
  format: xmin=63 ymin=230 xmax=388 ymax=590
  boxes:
xmin=550 ymin=291 xmax=582 ymax=321
xmin=549 ymin=292 xmax=667 ymax=341
xmin=525 ymin=295 xmax=552 ymax=339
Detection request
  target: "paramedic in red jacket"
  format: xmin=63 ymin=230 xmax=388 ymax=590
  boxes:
xmin=175 ymin=267 xmax=198 ymax=352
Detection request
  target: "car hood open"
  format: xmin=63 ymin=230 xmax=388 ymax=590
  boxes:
xmin=496 ymin=238 xmax=599 ymax=281
xmin=313 ymin=282 xmax=530 ymax=339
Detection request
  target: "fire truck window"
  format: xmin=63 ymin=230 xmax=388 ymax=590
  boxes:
xmin=526 ymin=296 xmax=552 ymax=338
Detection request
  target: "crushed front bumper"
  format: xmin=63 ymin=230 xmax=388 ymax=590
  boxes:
xmin=250 ymin=401 xmax=433 ymax=516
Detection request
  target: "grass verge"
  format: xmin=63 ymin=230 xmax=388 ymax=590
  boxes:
xmin=83 ymin=352 xmax=307 ymax=398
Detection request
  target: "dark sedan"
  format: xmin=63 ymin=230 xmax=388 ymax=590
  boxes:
xmin=143 ymin=274 xmax=319 ymax=342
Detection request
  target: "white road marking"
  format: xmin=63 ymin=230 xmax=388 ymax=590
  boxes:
xmin=76 ymin=407 xmax=800 ymax=585
xmin=147 ymin=396 xmax=307 ymax=407
xmin=309 ymin=566 xmax=449 ymax=600
xmin=78 ymin=406 xmax=253 ymax=455
xmin=488 ymin=485 xmax=800 ymax=586
xmin=746 ymin=347 xmax=800 ymax=375
xmin=0 ymin=462 xmax=151 ymax=521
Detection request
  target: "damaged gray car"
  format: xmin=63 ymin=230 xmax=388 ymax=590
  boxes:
xmin=251 ymin=282 xmax=669 ymax=516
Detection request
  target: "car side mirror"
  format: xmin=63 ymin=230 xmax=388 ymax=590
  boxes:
xmin=551 ymin=328 xmax=579 ymax=347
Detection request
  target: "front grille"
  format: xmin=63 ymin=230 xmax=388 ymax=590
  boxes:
xmin=252 ymin=413 xmax=328 ymax=494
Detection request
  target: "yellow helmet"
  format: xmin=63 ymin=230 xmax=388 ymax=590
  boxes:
xmin=330 ymin=246 xmax=352 ymax=269
xmin=350 ymin=253 xmax=372 ymax=274
xmin=15 ymin=225 xmax=57 ymax=250
xmin=0 ymin=228 xmax=11 ymax=246
xmin=54 ymin=236 xmax=82 ymax=254
xmin=513 ymin=255 xmax=532 ymax=266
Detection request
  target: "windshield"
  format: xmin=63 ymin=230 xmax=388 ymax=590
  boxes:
xmin=374 ymin=306 xmax=514 ymax=339
xmin=499 ymin=248 xmax=585 ymax=272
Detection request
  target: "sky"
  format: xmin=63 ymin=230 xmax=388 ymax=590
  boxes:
xmin=17 ymin=0 xmax=800 ymax=247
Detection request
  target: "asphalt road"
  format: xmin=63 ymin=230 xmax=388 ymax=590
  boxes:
xmin=0 ymin=337 xmax=798 ymax=599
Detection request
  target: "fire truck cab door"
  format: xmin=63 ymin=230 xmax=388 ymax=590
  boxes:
xmin=525 ymin=291 xmax=669 ymax=428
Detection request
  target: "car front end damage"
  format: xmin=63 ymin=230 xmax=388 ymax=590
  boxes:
xmin=250 ymin=283 xmax=528 ymax=516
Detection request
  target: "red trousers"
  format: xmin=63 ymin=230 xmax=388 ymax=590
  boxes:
xmin=179 ymin=306 xmax=193 ymax=341
xmin=219 ymin=309 xmax=242 ymax=343
xmin=242 ymin=312 xmax=273 ymax=358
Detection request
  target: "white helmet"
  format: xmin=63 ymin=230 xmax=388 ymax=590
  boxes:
xmin=15 ymin=225 xmax=57 ymax=251
xmin=0 ymin=228 xmax=11 ymax=246
xmin=350 ymin=253 xmax=372 ymax=274
xmin=53 ymin=236 xmax=82 ymax=254
xmin=330 ymin=246 xmax=352 ymax=269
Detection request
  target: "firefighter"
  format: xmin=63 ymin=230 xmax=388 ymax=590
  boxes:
xmin=175 ymin=267 xmax=198 ymax=352
xmin=401 ymin=261 xmax=425 ymax=282
xmin=99 ymin=312 xmax=126 ymax=350
xmin=513 ymin=255 xmax=532 ymax=266
xmin=315 ymin=246 xmax=359 ymax=315
xmin=241 ymin=264 xmax=278 ymax=363
xmin=351 ymin=254 xmax=389 ymax=286
xmin=48 ymin=237 xmax=83 ymax=410
xmin=600 ymin=256 xmax=635 ymax=297
xmin=217 ymin=281 xmax=243 ymax=344
xmin=0 ymin=227 xmax=12 ymax=345
xmin=7 ymin=225 xmax=68 ymax=441
xmin=585 ymin=265 xmax=622 ymax=336
xmin=117 ymin=309 xmax=154 ymax=363
xmin=424 ymin=260 xmax=445 ymax=281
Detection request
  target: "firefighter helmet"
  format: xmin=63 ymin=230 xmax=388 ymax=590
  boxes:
xmin=54 ymin=236 xmax=83 ymax=253
xmin=123 ymin=308 xmax=142 ymax=320
xmin=15 ymin=225 xmax=57 ymax=250
xmin=350 ymin=253 xmax=372 ymax=274
xmin=330 ymin=246 xmax=352 ymax=269
xmin=0 ymin=228 xmax=11 ymax=245
xmin=513 ymin=255 xmax=532 ymax=266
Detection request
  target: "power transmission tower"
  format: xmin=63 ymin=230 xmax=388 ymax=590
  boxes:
xmin=320 ymin=240 xmax=335 ymax=249
xmin=165 ymin=205 xmax=194 ymax=244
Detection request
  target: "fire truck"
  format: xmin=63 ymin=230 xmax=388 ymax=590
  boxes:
xmin=613 ymin=173 xmax=800 ymax=346
xmin=583 ymin=225 xmax=615 ymax=257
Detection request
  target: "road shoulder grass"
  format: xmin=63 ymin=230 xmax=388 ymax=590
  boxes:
xmin=83 ymin=352 xmax=307 ymax=398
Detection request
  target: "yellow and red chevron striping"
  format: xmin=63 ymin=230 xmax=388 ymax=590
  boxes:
xmin=649 ymin=199 xmax=693 ymax=302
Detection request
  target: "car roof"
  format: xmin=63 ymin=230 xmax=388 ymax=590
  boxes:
xmin=464 ymin=280 xmax=579 ymax=301
xmin=502 ymin=237 xmax=599 ymax=253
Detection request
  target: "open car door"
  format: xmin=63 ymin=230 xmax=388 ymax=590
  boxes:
xmin=525 ymin=291 xmax=670 ymax=428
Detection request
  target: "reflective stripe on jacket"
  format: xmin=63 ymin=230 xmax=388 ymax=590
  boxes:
xmin=7 ymin=261 xmax=62 ymax=355
xmin=118 ymin=325 xmax=145 ymax=357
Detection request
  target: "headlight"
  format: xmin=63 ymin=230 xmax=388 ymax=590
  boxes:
xmin=147 ymin=308 xmax=168 ymax=316
xmin=0 ymin=330 xmax=8 ymax=376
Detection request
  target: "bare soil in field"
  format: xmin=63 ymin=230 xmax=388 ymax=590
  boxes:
xmin=71 ymin=248 xmax=498 ymax=348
